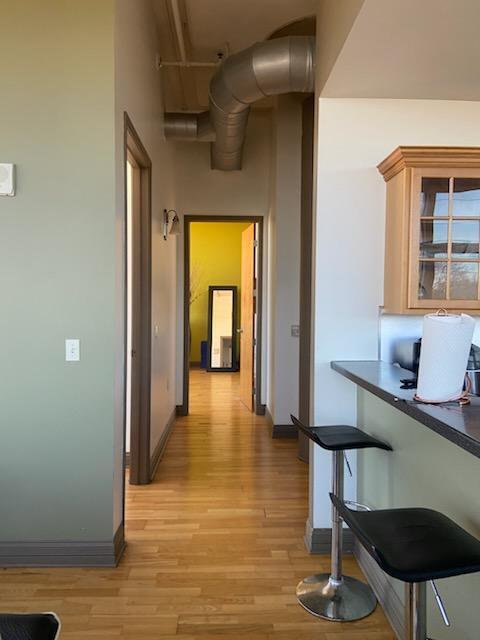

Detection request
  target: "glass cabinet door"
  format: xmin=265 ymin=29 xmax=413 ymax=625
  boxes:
xmin=413 ymin=173 xmax=480 ymax=308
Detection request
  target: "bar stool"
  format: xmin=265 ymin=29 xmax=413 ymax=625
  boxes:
xmin=291 ymin=415 xmax=392 ymax=622
xmin=0 ymin=613 xmax=60 ymax=639
xmin=331 ymin=494 xmax=480 ymax=639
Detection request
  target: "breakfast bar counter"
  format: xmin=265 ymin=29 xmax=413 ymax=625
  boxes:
xmin=331 ymin=360 xmax=480 ymax=458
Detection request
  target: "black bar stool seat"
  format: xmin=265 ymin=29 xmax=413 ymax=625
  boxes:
xmin=292 ymin=419 xmax=392 ymax=452
xmin=331 ymin=494 xmax=480 ymax=639
xmin=0 ymin=613 xmax=60 ymax=640
xmin=331 ymin=494 xmax=480 ymax=582
xmin=291 ymin=415 xmax=392 ymax=622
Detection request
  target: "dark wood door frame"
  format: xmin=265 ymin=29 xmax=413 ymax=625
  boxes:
xmin=124 ymin=113 xmax=152 ymax=486
xmin=298 ymin=96 xmax=315 ymax=462
xmin=179 ymin=215 xmax=265 ymax=416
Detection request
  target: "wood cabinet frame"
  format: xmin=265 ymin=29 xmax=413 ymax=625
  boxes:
xmin=378 ymin=147 xmax=480 ymax=314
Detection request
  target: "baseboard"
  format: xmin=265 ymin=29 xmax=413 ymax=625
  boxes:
xmin=0 ymin=523 xmax=125 ymax=568
xmin=176 ymin=404 xmax=187 ymax=416
xmin=354 ymin=540 xmax=404 ymax=640
xmin=272 ymin=424 xmax=298 ymax=438
xmin=266 ymin=408 xmax=298 ymax=438
xmin=304 ymin=518 xmax=354 ymax=554
xmin=256 ymin=403 xmax=266 ymax=416
xmin=150 ymin=408 xmax=176 ymax=479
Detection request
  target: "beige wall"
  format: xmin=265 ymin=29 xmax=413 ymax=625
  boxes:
xmin=114 ymin=0 xmax=178 ymax=523
xmin=173 ymin=112 xmax=272 ymax=406
xmin=0 ymin=0 xmax=117 ymax=541
xmin=268 ymin=96 xmax=302 ymax=425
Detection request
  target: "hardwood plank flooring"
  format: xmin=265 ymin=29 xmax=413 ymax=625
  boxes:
xmin=0 ymin=370 xmax=395 ymax=638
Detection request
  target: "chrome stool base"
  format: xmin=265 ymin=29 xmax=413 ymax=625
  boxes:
xmin=296 ymin=573 xmax=377 ymax=622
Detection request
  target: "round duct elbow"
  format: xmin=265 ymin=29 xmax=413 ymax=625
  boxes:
xmin=209 ymin=35 xmax=315 ymax=171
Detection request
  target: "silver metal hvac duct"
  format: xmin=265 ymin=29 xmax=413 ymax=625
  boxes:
xmin=164 ymin=35 xmax=315 ymax=171
xmin=163 ymin=111 xmax=215 ymax=141
xmin=210 ymin=35 xmax=315 ymax=170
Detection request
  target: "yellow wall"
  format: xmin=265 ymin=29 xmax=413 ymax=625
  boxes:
xmin=190 ymin=222 xmax=251 ymax=363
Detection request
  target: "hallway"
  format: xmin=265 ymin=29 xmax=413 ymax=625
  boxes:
xmin=0 ymin=370 xmax=394 ymax=638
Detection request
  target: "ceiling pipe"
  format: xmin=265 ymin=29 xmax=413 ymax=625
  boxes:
xmin=164 ymin=111 xmax=215 ymax=141
xmin=170 ymin=0 xmax=187 ymax=63
xmin=164 ymin=35 xmax=315 ymax=170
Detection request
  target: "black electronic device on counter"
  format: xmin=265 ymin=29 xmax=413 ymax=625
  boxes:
xmin=392 ymin=338 xmax=480 ymax=395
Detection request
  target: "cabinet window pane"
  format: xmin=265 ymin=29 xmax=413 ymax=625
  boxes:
xmin=452 ymin=178 xmax=480 ymax=217
xmin=420 ymin=220 xmax=448 ymax=258
xmin=420 ymin=178 xmax=449 ymax=216
xmin=451 ymin=220 xmax=480 ymax=258
xmin=419 ymin=261 xmax=447 ymax=300
xmin=450 ymin=262 xmax=479 ymax=300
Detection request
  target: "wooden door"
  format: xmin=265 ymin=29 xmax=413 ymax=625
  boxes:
xmin=240 ymin=224 xmax=255 ymax=411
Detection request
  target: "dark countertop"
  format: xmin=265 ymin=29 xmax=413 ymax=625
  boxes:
xmin=331 ymin=360 xmax=480 ymax=459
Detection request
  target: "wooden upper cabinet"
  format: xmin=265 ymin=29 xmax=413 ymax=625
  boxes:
xmin=378 ymin=147 xmax=480 ymax=314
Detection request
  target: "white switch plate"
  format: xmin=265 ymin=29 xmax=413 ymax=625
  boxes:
xmin=0 ymin=164 xmax=15 ymax=197
xmin=291 ymin=325 xmax=300 ymax=337
xmin=65 ymin=339 xmax=80 ymax=362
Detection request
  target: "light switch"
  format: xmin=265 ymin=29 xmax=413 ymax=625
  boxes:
xmin=65 ymin=339 xmax=80 ymax=362
xmin=0 ymin=164 xmax=15 ymax=197
xmin=291 ymin=325 xmax=300 ymax=337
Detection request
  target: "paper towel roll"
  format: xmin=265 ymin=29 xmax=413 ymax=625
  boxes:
xmin=416 ymin=312 xmax=475 ymax=403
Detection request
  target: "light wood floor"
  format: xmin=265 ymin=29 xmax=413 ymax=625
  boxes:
xmin=0 ymin=370 xmax=395 ymax=639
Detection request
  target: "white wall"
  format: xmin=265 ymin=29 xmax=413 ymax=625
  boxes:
xmin=173 ymin=111 xmax=272 ymax=407
xmin=114 ymin=0 xmax=177 ymax=523
xmin=268 ymin=96 xmax=302 ymax=425
xmin=311 ymin=98 xmax=480 ymax=528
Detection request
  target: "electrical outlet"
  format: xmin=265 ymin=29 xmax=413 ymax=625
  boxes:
xmin=65 ymin=339 xmax=80 ymax=362
xmin=0 ymin=164 xmax=15 ymax=196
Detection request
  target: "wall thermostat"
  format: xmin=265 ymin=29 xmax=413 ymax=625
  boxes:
xmin=0 ymin=164 xmax=15 ymax=196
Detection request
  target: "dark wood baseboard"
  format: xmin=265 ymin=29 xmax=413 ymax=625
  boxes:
xmin=256 ymin=403 xmax=266 ymax=416
xmin=272 ymin=424 xmax=298 ymax=438
xmin=266 ymin=407 xmax=297 ymax=438
xmin=0 ymin=523 xmax=125 ymax=568
xmin=176 ymin=404 xmax=188 ymax=417
xmin=150 ymin=408 xmax=176 ymax=479
xmin=304 ymin=519 xmax=354 ymax=555
xmin=354 ymin=540 xmax=404 ymax=639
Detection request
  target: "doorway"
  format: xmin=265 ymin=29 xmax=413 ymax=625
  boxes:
xmin=124 ymin=113 xmax=152 ymax=486
xmin=180 ymin=216 xmax=265 ymax=416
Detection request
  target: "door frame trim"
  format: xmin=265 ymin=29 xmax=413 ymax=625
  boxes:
xmin=123 ymin=113 xmax=152 ymax=486
xmin=179 ymin=215 xmax=265 ymax=416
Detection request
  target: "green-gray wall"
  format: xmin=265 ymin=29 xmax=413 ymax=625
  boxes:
xmin=357 ymin=390 xmax=480 ymax=640
xmin=0 ymin=0 xmax=117 ymax=542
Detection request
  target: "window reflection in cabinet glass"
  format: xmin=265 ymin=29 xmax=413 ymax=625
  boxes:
xmin=420 ymin=177 xmax=449 ymax=216
xmin=420 ymin=220 xmax=449 ymax=258
xmin=450 ymin=263 xmax=479 ymax=300
xmin=451 ymin=220 xmax=480 ymax=258
xmin=418 ymin=261 xmax=447 ymax=300
xmin=452 ymin=178 xmax=480 ymax=217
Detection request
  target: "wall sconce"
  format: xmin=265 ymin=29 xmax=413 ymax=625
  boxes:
xmin=163 ymin=209 xmax=181 ymax=240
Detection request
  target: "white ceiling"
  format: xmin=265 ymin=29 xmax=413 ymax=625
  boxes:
xmin=322 ymin=0 xmax=480 ymax=100
xmin=184 ymin=0 xmax=318 ymax=58
xmin=152 ymin=0 xmax=317 ymax=110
